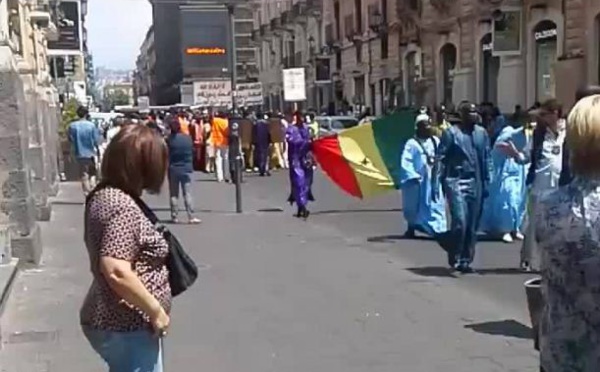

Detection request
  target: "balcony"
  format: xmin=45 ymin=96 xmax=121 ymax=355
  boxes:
xmin=306 ymin=0 xmax=321 ymax=14
xmin=270 ymin=17 xmax=281 ymax=32
xmin=291 ymin=1 xmax=307 ymax=20
xmin=251 ymin=28 xmax=261 ymax=43
xmin=280 ymin=10 xmax=290 ymax=25
xmin=260 ymin=24 xmax=270 ymax=38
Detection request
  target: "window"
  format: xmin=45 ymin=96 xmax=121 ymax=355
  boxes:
xmin=355 ymin=0 xmax=363 ymax=34
xmin=331 ymin=119 xmax=359 ymax=130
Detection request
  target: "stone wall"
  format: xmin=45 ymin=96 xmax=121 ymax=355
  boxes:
xmin=0 ymin=0 xmax=60 ymax=265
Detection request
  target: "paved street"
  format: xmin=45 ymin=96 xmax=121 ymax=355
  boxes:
xmin=0 ymin=169 xmax=538 ymax=371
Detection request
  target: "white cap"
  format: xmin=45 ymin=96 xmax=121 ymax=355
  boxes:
xmin=415 ymin=113 xmax=430 ymax=124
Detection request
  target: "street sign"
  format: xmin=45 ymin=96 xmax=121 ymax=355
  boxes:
xmin=236 ymin=82 xmax=263 ymax=107
xmin=283 ymin=68 xmax=307 ymax=102
xmin=193 ymin=80 xmax=233 ymax=108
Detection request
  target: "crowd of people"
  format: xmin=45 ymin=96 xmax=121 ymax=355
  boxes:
xmin=67 ymin=106 xmax=320 ymax=222
xmin=399 ymin=87 xmax=600 ymax=372
xmin=68 ymin=86 xmax=600 ymax=371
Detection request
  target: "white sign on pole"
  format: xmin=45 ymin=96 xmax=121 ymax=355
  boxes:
xmin=193 ymin=80 xmax=233 ymax=108
xmin=283 ymin=68 xmax=307 ymax=102
xmin=138 ymin=96 xmax=150 ymax=111
xmin=235 ymin=82 xmax=263 ymax=107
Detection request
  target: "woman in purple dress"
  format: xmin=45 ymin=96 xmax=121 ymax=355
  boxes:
xmin=286 ymin=111 xmax=313 ymax=219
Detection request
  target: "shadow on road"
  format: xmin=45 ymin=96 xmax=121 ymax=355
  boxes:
xmin=367 ymin=234 xmax=434 ymax=243
xmin=406 ymin=266 xmax=456 ymax=278
xmin=407 ymin=266 xmax=529 ymax=278
xmin=313 ymin=208 xmax=402 ymax=216
xmin=465 ymin=319 xmax=532 ymax=340
xmin=406 ymin=266 xmax=529 ymax=278
xmin=51 ymin=201 xmax=84 ymax=206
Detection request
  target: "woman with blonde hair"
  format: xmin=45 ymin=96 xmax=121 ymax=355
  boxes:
xmin=536 ymin=94 xmax=600 ymax=372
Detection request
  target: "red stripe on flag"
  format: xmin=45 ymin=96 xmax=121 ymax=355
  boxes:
xmin=312 ymin=135 xmax=363 ymax=198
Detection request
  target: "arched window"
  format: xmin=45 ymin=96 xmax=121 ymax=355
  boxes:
xmin=440 ymin=43 xmax=457 ymax=104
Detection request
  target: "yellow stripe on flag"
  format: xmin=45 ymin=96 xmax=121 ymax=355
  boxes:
xmin=337 ymin=124 xmax=394 ymax=198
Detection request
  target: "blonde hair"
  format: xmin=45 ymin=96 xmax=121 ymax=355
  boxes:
xmin=567 ymin=94 xmax=600 ymax=177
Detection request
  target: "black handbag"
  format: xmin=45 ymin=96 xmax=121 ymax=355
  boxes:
xmin=87 ymin=184 xmax=198 ymax=297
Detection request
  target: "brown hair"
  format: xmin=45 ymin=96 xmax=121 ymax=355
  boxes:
xmin=101 ymin=124 xmax=168 ymax=195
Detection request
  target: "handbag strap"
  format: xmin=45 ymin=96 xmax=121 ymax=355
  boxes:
xmin=87 ymin=182 xmax=161 ymax=228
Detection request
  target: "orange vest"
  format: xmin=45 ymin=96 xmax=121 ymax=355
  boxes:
xmin=178 ymin=117 xmax=190 ymax=135
xmin=211 ymin=117 xmax=229 ymax=147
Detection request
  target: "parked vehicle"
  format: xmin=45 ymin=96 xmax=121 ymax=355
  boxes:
xmin=316 ymin=116 xmax=359 ymax=136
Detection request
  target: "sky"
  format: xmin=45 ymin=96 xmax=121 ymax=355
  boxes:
xmin=87 ymin=0 xmax=152 ymax=70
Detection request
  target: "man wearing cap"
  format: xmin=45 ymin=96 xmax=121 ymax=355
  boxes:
xmin=400 ymin=113 xmax=447 ymax=238
xmin=433 ymin=101 xmax=492 ymax=273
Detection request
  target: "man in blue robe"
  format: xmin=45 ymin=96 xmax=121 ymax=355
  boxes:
xmin=433 ymin=102 xmax=492 ymax=273
xmin=400 ymin=113 xmax=447 ymax=238
xmin=479 ymin=122 xmax=529 ymax=243
xmin=253 ymin=113 xmax=272 ymax=177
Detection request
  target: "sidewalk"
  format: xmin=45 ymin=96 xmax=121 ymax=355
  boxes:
xmin=0 ymin=176 xmax=538 ymax=371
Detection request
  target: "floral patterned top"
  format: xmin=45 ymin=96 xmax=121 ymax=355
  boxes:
xmin=80 ymin=187 xmax=171 ymax=331
xmin=535 ymin=177 xmax=600 ymax=371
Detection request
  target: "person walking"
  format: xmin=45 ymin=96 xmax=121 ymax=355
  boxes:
xmin=480 ymin=117 xmax=529 ymax=243
xmin=211 ymin=112 xmax=230 ymax=183
xmin=167 ymin=119 xmax=201 ymax=224
xmin=68 ymin=106 xmax=102 ymax=195
xmin=433 ymin=102 xmax=492 ymax=273
xmin=499 ymin=99 xmax=565 ymax=272
xmin=400 ymin=113 xmax=447 ymax=238
xmin=253 ymin=112 xmax=271 ymax=177
xmin=82 ymin=124 xmax=171 ymax=371
xmin=535 ymin=94 xmax=600 ymax=372
xmin=286 ymin=111 xmax=313 ymax=219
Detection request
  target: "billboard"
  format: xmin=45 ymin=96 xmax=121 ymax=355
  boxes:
xmin=283 ymin=68 xmax=306 ymax=102
xmin=236 ymin=83 xmax=263 ymax=107
xmin=192 ymin=80 xmax=263 ymax=107
xmin=193 ymin=80 xmax=232 ymax=108
xmin=48 ymin=1 xmax=81 ymax=51
xmin=181 ymin=7 xmax=231 ymax=77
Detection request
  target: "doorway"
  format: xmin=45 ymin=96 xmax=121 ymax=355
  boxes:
xmin=440 ymin=43 xmax=457 ymax=105
xmin=481 ymin=33 xmax=500 ymax=104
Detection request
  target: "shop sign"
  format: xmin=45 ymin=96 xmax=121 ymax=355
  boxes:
xmin=534 ymin=28 xmax=557 ymax=42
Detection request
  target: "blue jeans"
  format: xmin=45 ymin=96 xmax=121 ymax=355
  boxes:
xmin=83 ymin=327 xmax=163 ymax=372
xmin=168 ymin=172 xmax=194 ymax=220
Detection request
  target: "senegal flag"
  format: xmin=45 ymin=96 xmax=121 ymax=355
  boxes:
xmin=312 ymin=110 xmax=415 ymax=199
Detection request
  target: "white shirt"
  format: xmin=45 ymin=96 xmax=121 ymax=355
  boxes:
xmin=527 ymin=120 xmax=566 ymax=197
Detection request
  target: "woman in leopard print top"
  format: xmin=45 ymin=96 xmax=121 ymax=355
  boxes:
xmin=81 ymin=124 xmax=170 ymax=372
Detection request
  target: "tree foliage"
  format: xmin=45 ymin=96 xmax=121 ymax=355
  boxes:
xmin=59 ymin=98 xmax=79 ymax=139
xmin=103 ymin=89 xmax=130 ymax=110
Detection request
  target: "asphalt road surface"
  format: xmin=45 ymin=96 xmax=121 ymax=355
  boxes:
xmin=0 ymin=169 xmax=538 ymax=371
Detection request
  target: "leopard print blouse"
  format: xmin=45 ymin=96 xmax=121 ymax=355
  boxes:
xmin=80 ymin=187 xmax=172 ymax=331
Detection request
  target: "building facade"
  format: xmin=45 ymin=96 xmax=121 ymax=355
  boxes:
xmin=0 ymin=0 xmax=61 ymax=266
xmin=134 ymin=25 xmax=155 ymax=101
xmin=47 ymin=0 xmax=89 ymax=105
xmin=253 ymin=0 xmax=326 ymax=113
xmin=146 ymin=0 xmax=258 ymax=105
xmin=253 ymin=0 xmax=595 ymax=114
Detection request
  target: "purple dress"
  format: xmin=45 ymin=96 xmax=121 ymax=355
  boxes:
xmin=286 ymin=124 xmax=312 ymax=208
